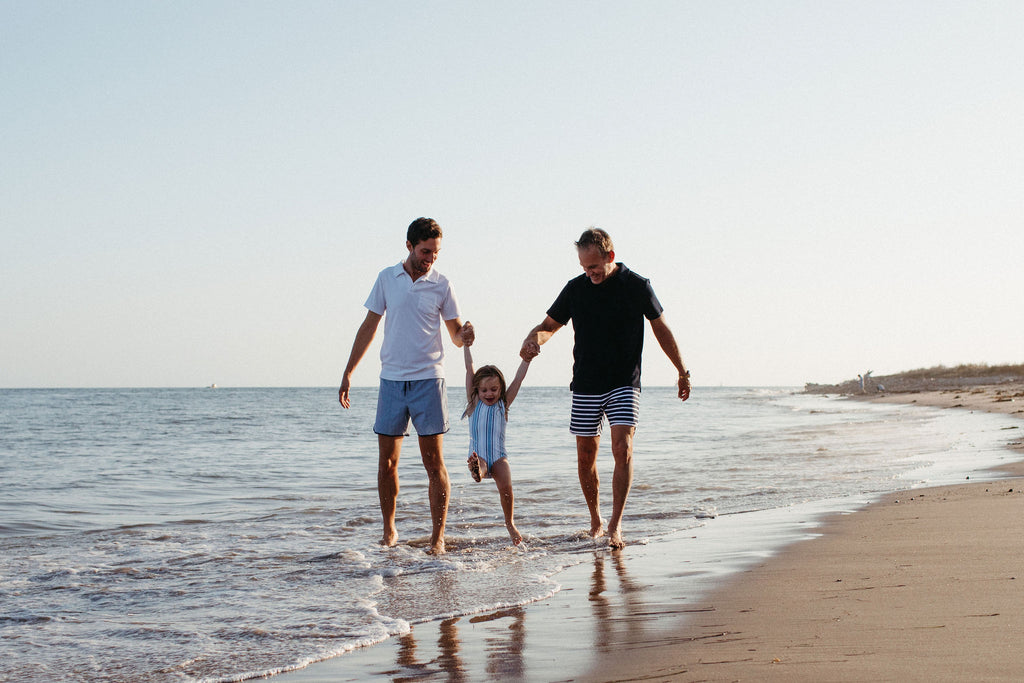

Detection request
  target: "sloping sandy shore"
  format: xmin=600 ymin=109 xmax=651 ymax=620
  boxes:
xmin=580 ymin=383 xmax=1024 ymax=682
xmin=868 ymin=382 xmax=1024 ymax=419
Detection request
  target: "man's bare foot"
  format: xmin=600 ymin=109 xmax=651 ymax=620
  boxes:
xmin=380 ymin=528 xmax=398 ymax=547
xmin=427 ymin=538 xmax=446 ymax=555
xmin=608 ymin=529 xmax=625 ymax=551
xmin=468 ymin=454 xmax=482 ymax=482
xmin=590 ymin=517 xmax=606 ymax=539
xmin=507 ymin=521 xmax=523 ymax=546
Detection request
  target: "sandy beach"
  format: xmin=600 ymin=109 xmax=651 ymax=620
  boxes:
xmin=582 ymin=478 xmax=1024 ymax=682
xmin=580 ymin=383 xmax=1024 ymax=682
xmin=273 ymin=384 xmax=1024 ymax=682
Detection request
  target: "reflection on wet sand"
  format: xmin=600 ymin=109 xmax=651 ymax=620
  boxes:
xmin=589 ymin=551 xmax=649 ymax=653
xmin=470 ymin=608 xmax=526 ymax=679
xmin=380 ymin=606 xmax=525 ymax=681
xmin=294 ymin=549 xmax=697 ymax=681
xmin=364 ymin=549 xmax=689 ymax=681
xmin=390 ymin=616 xmax=466 ymax=682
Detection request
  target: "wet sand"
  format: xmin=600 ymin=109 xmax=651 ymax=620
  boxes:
xmin=272 ymin=384 xmax=1024 ymax=682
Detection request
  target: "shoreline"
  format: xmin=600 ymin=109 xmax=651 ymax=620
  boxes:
xmin=579 ymin=382 xmax=1024 ymax=682
xmin=581 ymin=475 xmax=1024 ymax=682
xmin=270 ymin=385 xmax=1024 ymax=682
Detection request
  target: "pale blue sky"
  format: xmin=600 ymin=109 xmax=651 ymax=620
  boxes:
xmin=3 ymin=1 xmax=1022 ymax=388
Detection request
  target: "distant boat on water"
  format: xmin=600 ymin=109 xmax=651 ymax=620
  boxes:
xmin=208 ymin=383 xmax=218 ymax=389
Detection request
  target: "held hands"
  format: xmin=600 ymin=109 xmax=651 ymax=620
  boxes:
xmin=520 ymin=339 xmax=540 ymax=362
xmin=460 ymin=321 xmax=475 ymax=347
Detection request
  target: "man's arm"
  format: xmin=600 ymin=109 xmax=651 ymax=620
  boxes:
xmin=520 ymin=316 xmax=563 ymax=360
xmin=338 ymin=310 xmax=383 ymax=408
xmin=649 ymin=314 xmax=691 ymax=401
xmin=445 ymin=317 xmax=470 ymax=348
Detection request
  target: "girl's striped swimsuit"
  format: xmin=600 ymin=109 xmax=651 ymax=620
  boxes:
xmin=468 ymin=399 xmax=507 ymax=467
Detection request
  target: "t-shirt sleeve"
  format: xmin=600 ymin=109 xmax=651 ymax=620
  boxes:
xmin=546 ymin=281 xmax=574 ymax=325
xmin=641 ymin=279 xmax=664 ymax=320
xmin=364 ymin=272 xmax=387 ymax=315
xmin=440 ymin=281 xmax=461 ymax=321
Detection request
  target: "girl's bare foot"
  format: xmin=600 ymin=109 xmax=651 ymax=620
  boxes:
xmin=590 ymin=516 xmax=606 ymax=539
xmin=467 ymin=453 xmax=482 ymax=482
xmin=607 ymin=530 xmax=625 ymax=551
xmin=427 ymin=538 xmax=446 ymax=555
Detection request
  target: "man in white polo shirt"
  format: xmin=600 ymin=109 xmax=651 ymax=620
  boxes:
xmin=339 ymin=217 xmax=470 ymax=555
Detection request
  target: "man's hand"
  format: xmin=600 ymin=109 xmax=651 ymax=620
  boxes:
xmin=339 ymin=376 xmax=352 ymax=409
xmin=678 ymin=373 xmax=691 ymax=401
xmin=520 ymin=317 xmax=562 ymax=361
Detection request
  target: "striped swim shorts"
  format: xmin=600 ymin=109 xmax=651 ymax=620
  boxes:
xmin=569 ymin=386 xmax=641 ymax=437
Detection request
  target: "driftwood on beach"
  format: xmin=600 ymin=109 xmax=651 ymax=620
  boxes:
xmin=805 ymin=363 xmax=1024 ymax=395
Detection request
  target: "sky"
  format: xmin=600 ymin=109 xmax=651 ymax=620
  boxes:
xmin=2 ymin=1 xmax=1022 ymax=389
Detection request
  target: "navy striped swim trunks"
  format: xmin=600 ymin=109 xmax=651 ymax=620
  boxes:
xmin=569 ymin=387 xmax=641 ymax=437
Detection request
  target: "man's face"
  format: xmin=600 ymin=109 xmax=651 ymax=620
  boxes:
xmin=406 ymin=237 xmax=441 ymax=278
xmin=577 ymin=245 xmax=616 ymax=284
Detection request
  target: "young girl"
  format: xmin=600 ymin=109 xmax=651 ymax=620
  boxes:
xmin=460 ymin=321 xmax=531 ymax=545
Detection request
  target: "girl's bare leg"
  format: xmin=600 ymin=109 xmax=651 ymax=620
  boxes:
xmin=489 ymin=459 xmax=522 ymax=545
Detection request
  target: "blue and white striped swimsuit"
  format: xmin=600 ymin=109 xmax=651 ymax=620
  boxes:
xmin=468 ymin=400 xmax=507 ymax=468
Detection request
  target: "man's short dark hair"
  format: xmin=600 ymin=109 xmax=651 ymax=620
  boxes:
xmin=407 ymin=217 xmax=443 ymax=246
xmin=575 ymin=228 xmax=614 ymax=256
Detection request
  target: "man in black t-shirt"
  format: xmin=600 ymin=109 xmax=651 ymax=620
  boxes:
xmin=521 ymin=228 xmax=690 ymax=550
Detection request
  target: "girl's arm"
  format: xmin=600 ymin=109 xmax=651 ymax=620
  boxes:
xmin=462 ymin=321 xmax=475 ymax=401
xmin=504 ymin=358 xmax=531 ymax=407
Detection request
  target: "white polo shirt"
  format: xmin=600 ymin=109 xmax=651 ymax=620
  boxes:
xmin=365 ymin=262 xmax=461 ymax=381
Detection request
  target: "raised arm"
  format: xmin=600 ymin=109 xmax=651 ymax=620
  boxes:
xmin=504 ymin=358 xmax=532 ymax=407
xmin=462 ymin=321 xmax=476 ymax=401
xmin=520 ymin=315 xmax=563 ymax=360
xmin=339 ymin=310 xmax=383 ymax=408
xmin=649 ymin=314 xmax=691 ymax=401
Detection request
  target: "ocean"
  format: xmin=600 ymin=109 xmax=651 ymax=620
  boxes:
xmin=1 ymin=386 xmax=1020 ymax=682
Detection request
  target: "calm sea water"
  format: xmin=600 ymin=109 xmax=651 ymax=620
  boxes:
xmin=1 ymin=386 xmax=1020 ymax=682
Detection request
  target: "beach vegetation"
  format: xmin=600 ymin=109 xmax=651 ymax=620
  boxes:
xmin=805 ymin=363 xmax=1024 ymax=394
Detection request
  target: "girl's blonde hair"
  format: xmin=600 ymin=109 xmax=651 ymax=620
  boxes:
xmin=463 ymin=364 xmax=510 ymax=420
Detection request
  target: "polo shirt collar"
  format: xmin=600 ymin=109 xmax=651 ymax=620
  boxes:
xmin=391 ymin=261 xmax=441 ymax=283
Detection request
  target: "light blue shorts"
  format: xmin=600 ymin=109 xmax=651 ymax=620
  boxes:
xmin=374 ymin=378 xmax=449 ymax=437
xmin=569 ymin=387 xmax=640 ymax=437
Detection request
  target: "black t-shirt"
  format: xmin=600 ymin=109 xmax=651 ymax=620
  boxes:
xmin=546 ymin=263 xmax=664 ymax=394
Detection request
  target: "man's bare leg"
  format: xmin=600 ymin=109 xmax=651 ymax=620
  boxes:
xmin=576 ymin=435 xmax=604 ymax=538
xmin=489 ymin=459 xmax=522 ymax=545
xmin=378 ymin=434 xmax=402 ymax=547
xmin=418 ymin=434 xmax=450 ymax=555
xmin=606 ymin=425 xmax=635 ymax=550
